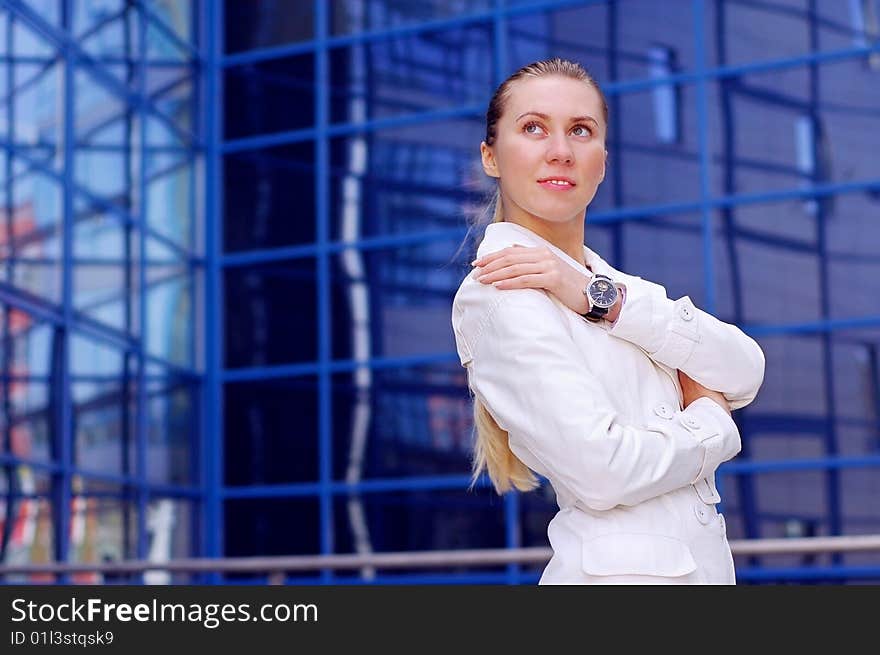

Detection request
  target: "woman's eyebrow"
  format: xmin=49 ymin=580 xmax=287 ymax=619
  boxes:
xmin=515 ymin=111 xmax=599 ymax=126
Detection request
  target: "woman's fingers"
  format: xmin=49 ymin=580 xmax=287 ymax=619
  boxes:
xmin=471 ymin=244 xmax=536 ymax=268
xmin=475 ymin=262 xmax=545 ymax=285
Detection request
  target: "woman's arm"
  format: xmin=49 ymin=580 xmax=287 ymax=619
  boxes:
xmin=471 ymin=246 xmax=764 ymax=410
xmin=606 ymin=275 xmax=765 ymax=411
xmin=453 ymin=283 xmax=741 ymax=511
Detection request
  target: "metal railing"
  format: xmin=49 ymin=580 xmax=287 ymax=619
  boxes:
xmin=1 ymin=534 xmax=879 ymax=578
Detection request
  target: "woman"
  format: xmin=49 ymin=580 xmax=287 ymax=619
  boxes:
xmin=451 ymin=58 xmax=766 ymax=584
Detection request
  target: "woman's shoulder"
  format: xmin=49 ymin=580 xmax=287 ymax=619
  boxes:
xmin=452 ymin=271 xmax=568 ymax=355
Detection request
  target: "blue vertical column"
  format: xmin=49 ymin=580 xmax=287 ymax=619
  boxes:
xmin=136 ymin=2 xmax=149 ymax=584
xmin=57 ymin=0 xmax=74 ymax=584
xmin=188 ymin=0 xmax=201 ymax=578
xmin=807 ymin=0 xmax=842 ymax=563
xmin=493 ymin=0 xmax=522 ymax=587
xmin=692 ymin=0 xmax=727 ymax=515
xmin=202 ymin=0 xmax=224 ymax=584
xmin=315 ymin=0 xmax=334 ymax=583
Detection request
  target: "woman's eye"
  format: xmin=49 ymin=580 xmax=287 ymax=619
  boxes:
xmin=523 ymin=122 xmax=591 ymax=136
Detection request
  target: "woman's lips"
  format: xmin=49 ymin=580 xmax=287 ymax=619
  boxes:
xmin=538 ymin=180 xmax=576 ymax=191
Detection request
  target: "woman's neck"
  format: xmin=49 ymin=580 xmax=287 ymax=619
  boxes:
xmin=501 ymin=214 xmax=588 ymax=270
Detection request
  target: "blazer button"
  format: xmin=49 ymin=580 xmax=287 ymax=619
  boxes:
xmin=653 ymin=403 xmax=674 ymax=419
xmin=681 ymin=415 xmax=701 ymax=430
xmin=678 ymin=304 xmax=694 ymax=321
xmin=693 ymin=503 xmax=712 ymax=525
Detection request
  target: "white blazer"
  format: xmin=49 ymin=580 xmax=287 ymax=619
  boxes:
xmin=451 ymin=221 xmax=766 ymax=584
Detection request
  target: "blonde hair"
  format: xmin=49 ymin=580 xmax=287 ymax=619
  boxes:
xmin=466 ymin=57 xmax=609 ymax=495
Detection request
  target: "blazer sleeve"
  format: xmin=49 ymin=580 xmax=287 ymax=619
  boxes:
xmin=458 ymin=287 xmax=742 ymax=512
xmin=605 ymin=275 xmax=766 ymax=411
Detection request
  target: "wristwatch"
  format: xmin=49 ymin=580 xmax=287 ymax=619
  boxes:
xmin=581 ymin=273 xmax=619 ymax=322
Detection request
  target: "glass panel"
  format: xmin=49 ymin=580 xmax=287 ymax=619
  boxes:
xmin=146 ymin=113 xmax=189 ymax=148
xmin=225 ymin=498 xmax=319 ymax=558
xmin=224 ymin=53 xmax=314 ymax=141
xmin=839 ymin=469 xmax=880 ymax=568
xmin=74 ymin=0 xmax=138 ymax=87
xmin=146 ymin=363 xmax=196 ymax=485
xmin=74 ymin=68 xmax=130 ymax=160
xmin=328 ymin=24 xmax=493 ymax=123
xmin=223 ymin=142 xmax=315 ymax=252
xmin=329 ymin=240 xmax=463 ymax=362
xmin=76 ymin=479 xmax=140 ymax=580
xmin=708 ymin=0 xmax=861 ymax=68
xmin=224 ymin=376 xmax=318 ymax=485
xmin=146 ymin=0 xmax=194 ymax=47
xmin=12 ymin=13 xmax=55 ymax=58
xmin=1 ymin=468 xmax=56 ymax=582
xmin=0 ymin=307 xmax=52 ymax=465
xmin=225 ymin=0 xmax=313 ymax=54
xmin=5 ymin=166 xmax=63 ymax=304
xmin=332 ymin=488 xmax=505 ymax=557
xmin=330 ymin=0 xmax=493 ymax=37
xmin=144 ymin=237 xmax=193 ymax=367
xmin=331 ymin=362 xmax=472 ymax=481
xmin=712 ymin=199 xmax=880 ymax=326
xmin=142 ymin=497 xmax=197 ymax=583
xmin=147 ymin=68 xmax=193 ymax=141
xmin=622 ymin=213 xmax=706 ymax=307
xmin=72 ymin=197 xmax=137 ymax=334
xmin=327 ymin=121 xmax=482 ymax=243
xmin=13 ymin=62 xmax=62 ymax=156
xmin=744 ymin=333 xmax=826 ymax=418
xmin=613 ymin=85 xmax=703 ymax=207
xmin=707 ymin=67 xmax=879 ymax=199
xmin=146 ymin=13 xmax=191 ymax=63
xmin=146 ymin=158 xmax=193 ymax=249
xmin=70 ymin=333 xmax=130 ymax=476
xmin=223 ymin=258 xmax=316 ymax=368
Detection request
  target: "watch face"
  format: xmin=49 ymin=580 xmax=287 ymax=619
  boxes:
xmin=588 ymin=277 xmax=617 ymax=308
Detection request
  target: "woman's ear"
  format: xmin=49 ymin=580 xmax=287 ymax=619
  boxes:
xmin=480 ymin=141 xmax=500 ymax=178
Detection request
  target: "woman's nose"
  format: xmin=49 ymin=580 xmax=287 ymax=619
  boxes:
xmin=546 ymin=134 xmax=573 ymax=164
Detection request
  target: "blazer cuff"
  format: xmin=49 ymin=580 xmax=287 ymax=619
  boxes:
xmin=606 ymin=277 xmax=702 ymax=370
xmin=605 ymin=275 xmax=670 ymax=354
xmin=678 ymin=396 xmax=741 ymax=483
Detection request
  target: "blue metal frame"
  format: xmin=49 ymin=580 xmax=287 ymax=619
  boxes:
xmin=0 ymin=0 xmax=203 ymax=582
xmin=210 ymin=0 xmax=880 ymax=585
xmin=3 ymin=0 xmax=878 ymax=584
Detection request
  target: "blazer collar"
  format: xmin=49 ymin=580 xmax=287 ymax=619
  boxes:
xmin=476 ymin=221 xmax=617 ymax=278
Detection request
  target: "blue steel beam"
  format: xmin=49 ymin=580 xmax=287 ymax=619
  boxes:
xmin=221 ymin=0 xmax=601 ymax=67
xmin=0 ymin=284 xmax=201 ymax=380
xmin=489 ymin=0 xmax=521 ymax=587
xmin=219 ymin=452 xmax=880 ymax=500
xmin=220 ymin=307 xmax=880 ymax=380
xmin=218 ymin=176 xmax=880 ymax=268
xmin=0 ymin=453 xmax=202 ymax=496
xmin=808 ymin=0 xmax=843 ymax=555
xmin=314 ymin=0 xmax=333 ymax=584
xmin=0 ymin=144 xmax=202 ymax=265
xmin=50 ymin=0 xmax=75 ymax=583
xmin=201 ymin=0 xmax=223 ymax=582
xmin=221 ymin=42 xmax=880 ymax=155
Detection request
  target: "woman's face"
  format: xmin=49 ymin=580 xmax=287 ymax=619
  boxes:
xmin=481 ymin=75 xmax=607 ymax=225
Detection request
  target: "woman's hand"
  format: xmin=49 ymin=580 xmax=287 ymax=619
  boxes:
xmin=678 ymin=369 xmax=731 ymax=416
xmin=472 ymin=244 xmax=592 ymax=315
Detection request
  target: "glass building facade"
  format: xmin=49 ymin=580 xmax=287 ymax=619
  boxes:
xmin=1 ymin=0 xmax=879 ymax=584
